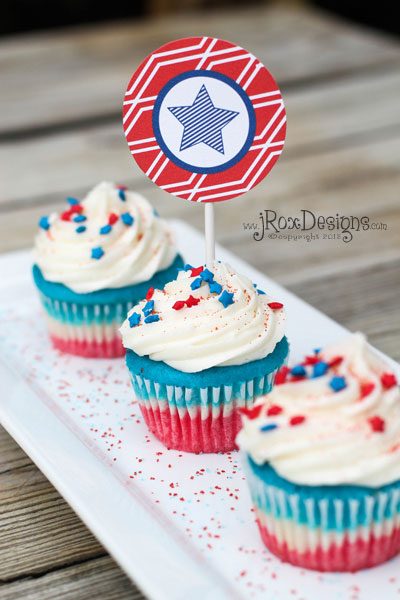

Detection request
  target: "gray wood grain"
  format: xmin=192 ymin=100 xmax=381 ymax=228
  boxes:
xmin=0 ymin=5 xmax=399 ymax=136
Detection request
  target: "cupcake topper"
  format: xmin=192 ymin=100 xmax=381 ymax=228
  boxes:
xmin=123 ymin=36 xmax=286 ymax=266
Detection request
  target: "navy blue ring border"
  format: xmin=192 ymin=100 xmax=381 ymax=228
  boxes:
xmin=152 ymin=70 xmax=256 ymax=175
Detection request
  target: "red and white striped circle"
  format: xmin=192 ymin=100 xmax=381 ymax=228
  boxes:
xmin=123 ymin=37 xmax=286 ymax=203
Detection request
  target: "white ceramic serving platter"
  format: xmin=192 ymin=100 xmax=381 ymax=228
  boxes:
xmin=0 ymin=220 xmax=399 ymax=600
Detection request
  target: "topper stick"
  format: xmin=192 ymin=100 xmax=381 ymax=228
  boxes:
xmin=205 ymin=203 xmax=215 ymax=267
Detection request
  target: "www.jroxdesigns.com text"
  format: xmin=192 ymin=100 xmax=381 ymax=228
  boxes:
xmin=242 ymin=210 xmax=388 ymax=243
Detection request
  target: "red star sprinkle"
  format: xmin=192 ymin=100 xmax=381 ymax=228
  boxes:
xmin=267 ymin=405 xmax=283 ymax=416
xmin=381 ymin=373 xmax=397 ymax=389
xmin=190 ymin=266 xmax=204 ymax=277
xmin=172 ymin=301 xmax=185 ymax=311
xmin=267 ymin=302 xmax=284 ymax=310
xmin=185 ymin=295 xmax=200 ymax=307
xmin=108 ymin=213 xmax=119 ymax=225
xmin=304 ymin=355 xmax=319 ymax=366
xmin=239 ymin=405 xmax=263 ymax=420
xmin=146 ymin=287 xmax=154 ymax=301
xmin=329 ymin=356 xmax=343 ymax=368
xmin=69 ymin=204 xmax=83 ymax=214
xmin=275 ymin=366 xmax=289 ymax=385
xmin=368 ymin=416 xmax=385 ymax=433
xmin=290 ymin=415 xmax=306 ymax=426
xmin=360 ymin=382 xmax=375 ymax=399
xmin=61 ymin=211 xmax=72 ymax=221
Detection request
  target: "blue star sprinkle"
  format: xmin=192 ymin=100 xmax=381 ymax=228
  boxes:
xmin=67 ymin=197 xmax=79 ymax=205
xmin=91 ymin=246 xmax=104 ymax=260
xmin=183 ymin=264 xmax=194 ymax=271
xmin=257 ymin=289 xmax=266 ymax=295
xmin=218 ymin=290 xmax=234 ymax=308
xmin=143 ymin=300 xmax=154 ymax=315
xmin=38 ymin=216 xmax=50 ymax=230
xmin=76 ymin=225 xmax=86 ymax=234
xmin=209 ymin=281 xmax=222 ymax=294
xmin=118 ymin=188 xmax=126 ymax=201
xmin=191 ymin=278 xmax=202 ymax=290
xmin=291 ymin=365 xmax=307 ymax=377
xmin=73 ymin=214 xmax=87 ymax=223
xmin=200 ymin=268 xmax=214 ymax=282
xmin=121 ymin=212 xmax=134 ymax=226
xmin=128 ymin=312 xmax=141 ymax=328
xmin=313 ymin=348 xmax=322 ymax=355
xmin=100 ymin=224 xmax=112 ymax=235
xmin=260 ymin=423 xmax=278 ymax=433
xmin=312 ymin=361 xmax=329 ymax=378
xmin=144 ymin=314 xmax=160 ymax=324
xmin=329 ymin=376 xmax=347 ymax=392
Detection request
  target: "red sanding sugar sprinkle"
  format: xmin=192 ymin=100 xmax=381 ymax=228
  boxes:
xmin=146 ymin=287 xmax=154 ymax=301
xmin=329 ymin=356 xmax=343 ymax=368
xmin=239 ymin=404 xmax=263 ymax=420
xmin=190 ymin=266 xmax=204 ymax=277
xmin=172 ymin=300 xmax=185 ymax=311
xmin=108 ymin=213 xmax=119 ymax=225
xmin=360 ymin=382 xmax=375 ymax=399
xmin=61 ymin=211 xmax=72 ymax=221
xmin=368 ymin=415 xmax=385 ymax=433
xmin=381 ymin=372 xmax=397 ymax=389
xmin=275 ymin=366 xmax=289 ymax=385
xmin=290 ymin=415 xmax=306 ymax=426
xmin=267 ymin=404 xmax=283 ymax=416
xmin=186 ymin=295 xmax=200 ymax=307
xmin=267 ymin=302 xmax=284 ymax=310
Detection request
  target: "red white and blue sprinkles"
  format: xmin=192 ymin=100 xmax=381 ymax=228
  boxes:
xmin=37 ymin=185 xmax=140 ymax=262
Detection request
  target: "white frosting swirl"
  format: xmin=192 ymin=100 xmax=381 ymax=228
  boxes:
xmin=237 ymin=333 xmax=400 ymax=488
xmin=120 ymin=262 xmax=286 ymax=373
xmin=34 ymin=182 xmax=178 ymax=293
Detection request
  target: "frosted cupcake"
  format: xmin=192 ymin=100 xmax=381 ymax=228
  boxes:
xmin=120 ymin=262 xmax=288 ymax=453
xmin=237 ymin=333 xmax=400 ymax=572
xmin=33 ymin=182 xmax=183 ymax=358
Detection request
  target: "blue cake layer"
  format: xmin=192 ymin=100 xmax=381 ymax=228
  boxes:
xmin=129 ymin=369 xmax=278 ymax=407
xmin=247 ymin=456 xmax=400 ymax=531
xmin=32 ymin=254 xmax=184 ymax=305
xmin=40 ymin=295 xmax=134 ymax=326
xmin=126 ymin=336 xmax=289 ymax=388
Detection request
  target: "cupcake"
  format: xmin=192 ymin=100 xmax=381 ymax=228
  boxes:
xmin=33 ymin=182 xmax=183 ymax=358
xmin=237 ymin=333 xmax=400 ymax=572
xmin=120 ymin=262 xmax=288 ymax=453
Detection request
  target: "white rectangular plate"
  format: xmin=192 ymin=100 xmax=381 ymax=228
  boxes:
xmin=0 ymin=221 xmax=399 ymax=600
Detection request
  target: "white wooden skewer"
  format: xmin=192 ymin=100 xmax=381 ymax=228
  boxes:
xmin=204 ymin=203 xmax=215 ymax=268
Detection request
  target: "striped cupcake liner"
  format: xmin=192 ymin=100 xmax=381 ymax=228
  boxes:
xmin=39 ymin=293 xmax=137 ymax=358
xmin=129 ymin=368 xmax=281 ymax=453
xmin=245 ymin=458 xmax=400 ymax=572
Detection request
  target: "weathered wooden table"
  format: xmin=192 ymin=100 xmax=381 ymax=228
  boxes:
xmin=1 ymin=5 xmax=399 ymax=598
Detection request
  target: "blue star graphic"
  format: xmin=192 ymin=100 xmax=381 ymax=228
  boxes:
xmin=168 ymin=85 xmax=239 ymax=155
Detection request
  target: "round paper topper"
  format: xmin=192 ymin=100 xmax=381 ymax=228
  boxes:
xmin=123 ymin=37 xmax=286 ymax=203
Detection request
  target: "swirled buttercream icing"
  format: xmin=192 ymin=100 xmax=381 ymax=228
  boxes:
xmin=120 ymin=262 xmax=286 ymax=373
xmin=237 ymin=333 xmax=400 ymax=488
xmin=34 ymin=182 xmax=178 ymax=293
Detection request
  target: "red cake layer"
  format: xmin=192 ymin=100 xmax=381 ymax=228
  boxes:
xmin=257 ymin=520 xmax=400 ymax=572
xmin=140 ymin=402 xmax=242 ymax=453
xmin=51 ymin=335 xmax=125 ymax=358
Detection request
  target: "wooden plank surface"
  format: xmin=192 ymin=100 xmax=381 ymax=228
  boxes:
xmin=0 ymin=4 xmax=399 ymax=599
xmin=1 ymin=4 xmax=399 ymax=137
